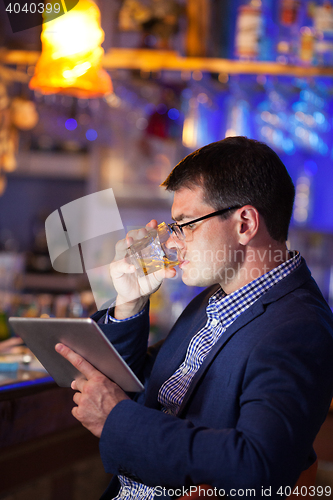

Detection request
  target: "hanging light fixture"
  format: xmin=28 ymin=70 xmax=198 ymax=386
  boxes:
xmin=29 ymin=0 xmax=112 ymax=98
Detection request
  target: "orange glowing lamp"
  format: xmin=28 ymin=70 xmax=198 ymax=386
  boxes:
xmin=29 ymin=0 xmax=112 ymax=98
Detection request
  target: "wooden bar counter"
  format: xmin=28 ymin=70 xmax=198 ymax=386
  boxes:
xmin=0 ymin=364 xmax=110 ymax=500
xmin=0 ymin=350 xmax=332 ymax=498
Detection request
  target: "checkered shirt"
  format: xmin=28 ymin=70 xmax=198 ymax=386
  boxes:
xmin=113 ymin=251 xmax=301 ymax=499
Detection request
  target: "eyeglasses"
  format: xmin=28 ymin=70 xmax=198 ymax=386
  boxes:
xmin=168 ymin=206 xmax=242 ymax=241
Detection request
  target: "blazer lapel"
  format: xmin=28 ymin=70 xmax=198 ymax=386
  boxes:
xmin=176 ymin=259 xmax=312 ymax=415
xmin=177 ymin=300 xmax=266 ymax=415
xmin=144 ymin=300 xmax=265 ymax=411
xmin=144 ymin=259 xmax=312 ymax=412
xmin=144 ymin=311 xmax=209 ymax=409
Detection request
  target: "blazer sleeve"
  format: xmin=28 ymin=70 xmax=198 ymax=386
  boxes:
xmin=90 ymin=303 xmax=157 ymax=385
xmin=98 ymin=306 xmax=333 ymax=497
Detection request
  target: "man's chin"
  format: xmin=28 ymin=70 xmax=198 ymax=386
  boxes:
xmin=180 ymin=269 xmax=195 ymax=286
xmin=181 ymin=269 xmax=210 ymax=288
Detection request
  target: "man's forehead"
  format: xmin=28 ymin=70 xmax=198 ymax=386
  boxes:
xmin=171 ymin=186 xmax=212 ymax=220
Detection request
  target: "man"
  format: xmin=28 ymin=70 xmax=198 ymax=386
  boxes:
xmin=56 ymin=136 xmax=333 ymax=499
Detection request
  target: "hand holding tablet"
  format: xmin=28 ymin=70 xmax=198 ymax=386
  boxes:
xmin=55 ymin=342 xmax=131 ymax=437
xmin=8 ymin=317 xmax=144 ymax=392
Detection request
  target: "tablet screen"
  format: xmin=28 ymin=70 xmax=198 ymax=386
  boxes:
xmin=8 ymin=317 xmax=144 ymax=392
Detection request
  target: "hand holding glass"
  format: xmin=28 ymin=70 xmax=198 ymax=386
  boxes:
xmin=127 ymin=222 xmax=180 ymax=277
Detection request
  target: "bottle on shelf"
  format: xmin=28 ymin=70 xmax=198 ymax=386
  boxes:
xmin=234 ymin=0 xmax=278 ymax=62
xmin=298 ymin=2 xmax=316 ymax=66
xmin=261 ymin=0 xmax=279 ymax=61
xmin=313 ymin=0 xmax=333 ymax=66
xmin=276 ymin=0 xmax=302 ymax=64
xmin=299 ymin=26 xmax=315 ymax=65
xmin=234 ymin=0 xmax=263 ymax=60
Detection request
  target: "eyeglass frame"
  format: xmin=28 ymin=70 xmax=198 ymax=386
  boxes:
xmin=168 ymin=206 xmax=242 ymax=240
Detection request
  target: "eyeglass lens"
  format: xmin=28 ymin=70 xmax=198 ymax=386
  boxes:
xmin=170 ymin=224 xmax=184 ymax=240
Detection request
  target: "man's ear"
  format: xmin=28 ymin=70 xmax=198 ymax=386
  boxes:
xmin=237 ymin=206 xmax=260 ymax=245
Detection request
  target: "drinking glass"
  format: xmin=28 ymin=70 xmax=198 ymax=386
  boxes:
xmin=127 ymin=222 xmax=180 ymax=277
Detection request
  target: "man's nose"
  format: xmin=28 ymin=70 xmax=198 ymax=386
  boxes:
xmin=166 ymin=234 xmax=186 ymax=252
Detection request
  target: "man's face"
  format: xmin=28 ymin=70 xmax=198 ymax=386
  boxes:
xmin=171 ymin=185 xmax=243 ymax=290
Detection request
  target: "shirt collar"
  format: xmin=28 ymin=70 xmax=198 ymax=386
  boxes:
xmin=207 ymin=251 xmax=301 ymax=319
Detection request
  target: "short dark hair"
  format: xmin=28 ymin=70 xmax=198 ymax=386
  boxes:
xmin=161 ymin=136 xmax=295 ymax=242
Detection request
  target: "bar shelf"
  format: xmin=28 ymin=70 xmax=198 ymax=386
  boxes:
xmin=2 ymin=48 xmax=333 ymax=78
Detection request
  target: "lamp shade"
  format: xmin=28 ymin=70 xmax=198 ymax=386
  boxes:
xmin=29 ymin=0 xmax=112 ymax=98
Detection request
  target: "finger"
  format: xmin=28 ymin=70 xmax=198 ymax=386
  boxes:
xmin=55 ymin=343 xmax=101 ymax=380
xmin=72 ymin=405 xmax=80 ymax=422
xmin=73 ymin=391 xmax=81 ymax=405
xmin=146 ymin=219 xmax=158 ymax=229
xmin=125 ymin=235 xmax=133 ymax=247
xmin=71 ymin=375 xmax=87 ymax=393
xmin=113 ymin=231 xmax=145 ymax=261
xmin=127 ymin=227 xmax=149 ymax=241
xmin=110 ymin=257 xmax=136 ymax=278
xmin=114 ymin=237 xmax=131 ymax=260
xmin=114 ymin=227 xmax=149 ymax=262
xmin=164 ymin=267 xmax=177 ymax=279
xmin=152 ymin=266 xmax=177 ymax=281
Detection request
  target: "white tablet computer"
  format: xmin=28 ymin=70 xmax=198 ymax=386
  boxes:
xmin=8 ymin=317 xmax=144 ymax=392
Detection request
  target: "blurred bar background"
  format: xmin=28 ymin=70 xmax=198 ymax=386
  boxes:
xmin=0 ymin=1 xmax=333 ymax=498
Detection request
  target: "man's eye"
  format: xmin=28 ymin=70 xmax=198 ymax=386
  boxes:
xmin=187 ymin=223 xmax=196 ymax=230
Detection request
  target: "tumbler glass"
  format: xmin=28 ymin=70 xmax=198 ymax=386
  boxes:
xmin=127 ymin=222 xmax=180 ymax=277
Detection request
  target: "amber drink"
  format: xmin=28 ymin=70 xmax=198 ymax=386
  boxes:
xmin=127 ymin=223 xmax=179 ymax=277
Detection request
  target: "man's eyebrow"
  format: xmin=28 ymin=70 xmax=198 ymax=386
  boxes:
xmin=171 ymin=214 xmax=192 ymax=222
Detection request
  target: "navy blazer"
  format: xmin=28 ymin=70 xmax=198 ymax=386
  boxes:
xmin=93 ymin=259 xmax=333 ymax=499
